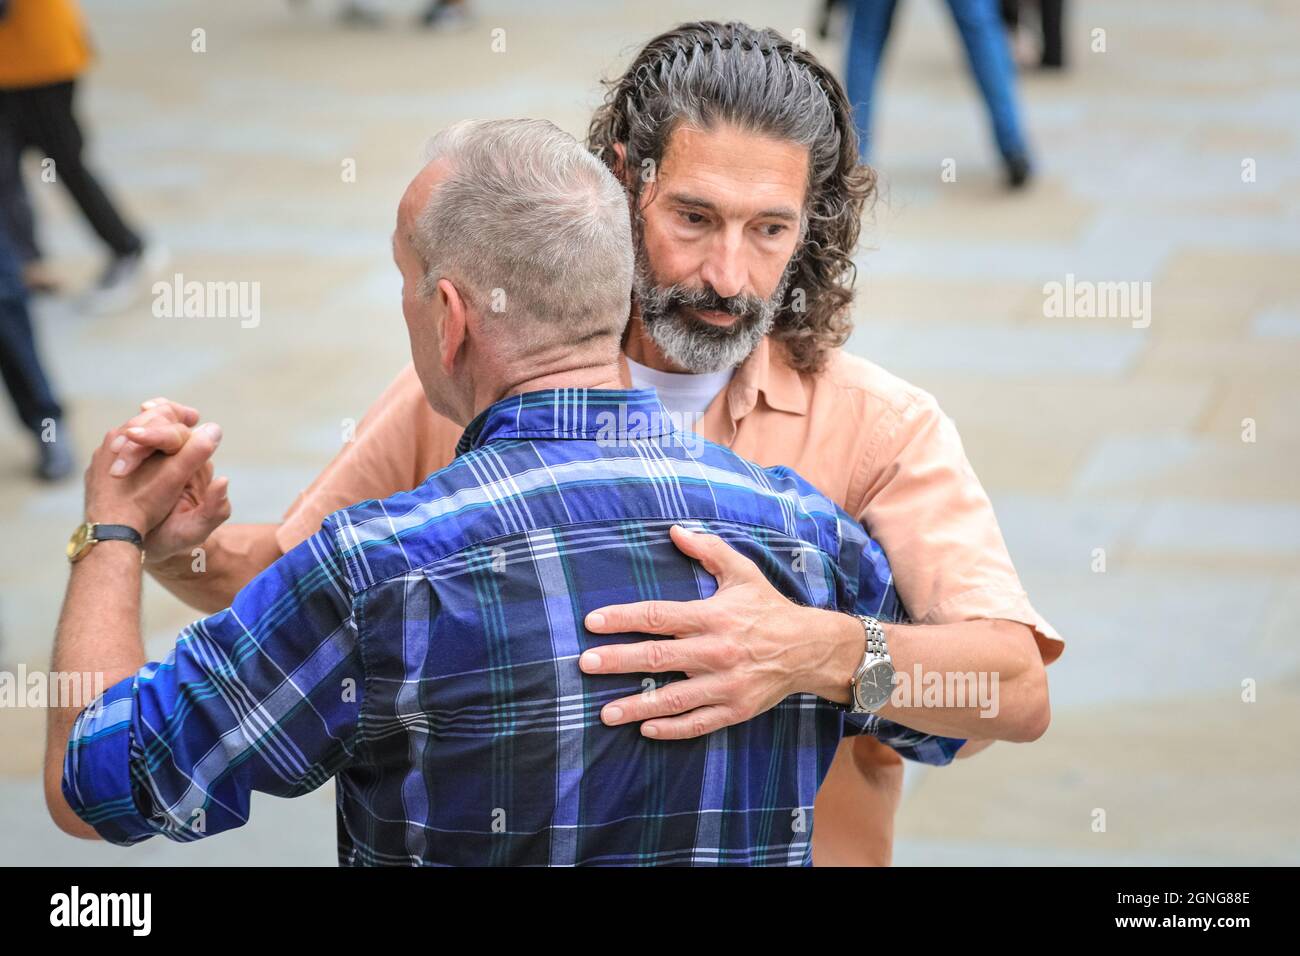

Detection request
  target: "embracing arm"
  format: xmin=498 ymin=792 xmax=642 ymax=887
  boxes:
xmin=146 ymin=522 xmax=282 ymax=614
xmin=581 ymin=525 xmax=1049 ymax=744
xmin=802 ymin=610 xmax=1050 ymax=743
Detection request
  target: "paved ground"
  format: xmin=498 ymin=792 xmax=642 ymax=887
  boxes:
xmin=1 ymin=0 xmax=1297 ymax=865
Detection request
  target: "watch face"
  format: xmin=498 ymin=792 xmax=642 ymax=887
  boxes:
xmin=854 ymin=659 xmax=895 ymax=712
xmin=67 ymin=523 xmax=92 ymax=561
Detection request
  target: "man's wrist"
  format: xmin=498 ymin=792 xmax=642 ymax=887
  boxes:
xmin=798 ymin=607 xmax=866 ymax=705
xmin=72 ymin=536 xmax=146 ymax=569
xmin=84 ymin=508 xmax=148 ymax=533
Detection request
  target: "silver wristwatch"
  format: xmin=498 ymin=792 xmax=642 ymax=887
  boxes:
xmin=848 ymin=614 xmax=895 ymax=714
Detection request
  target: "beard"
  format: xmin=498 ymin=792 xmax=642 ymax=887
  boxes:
xmin=631 ymin=227 xmax=792 ymax=374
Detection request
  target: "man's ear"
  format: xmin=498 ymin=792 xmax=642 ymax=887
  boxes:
xmin=436 ymin=278 xmax=468 ymax=375
xmin=610 ymin=143 xmax=630 ymax=186
xmin=612 ymin=142 xmax=656 ymax=209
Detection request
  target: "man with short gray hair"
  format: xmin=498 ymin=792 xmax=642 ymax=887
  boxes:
xmin=47 ymin=118 xmax=968 ymax=864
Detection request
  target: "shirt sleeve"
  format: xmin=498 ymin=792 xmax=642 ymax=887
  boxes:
xmin=61 ymin=527 xmax=363 ymax=846
xmin=854 ymin=389 xmax=1064 ymax=666
xmin=276 ymin=362 xmax=460 ymax=552
xmin=835 ymin=512 xmax=967 ymax=767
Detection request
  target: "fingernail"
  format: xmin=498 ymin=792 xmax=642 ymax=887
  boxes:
xmin=603 ymin=705 xmax=622 ymax=724
xmin=201 ymin=423 xmax=223 ymax=444
xmin=109 ymin=435 xmax=126 ymax=452
xmin=585 ymin=612 xmax=605 ymax=629
xmin=643 ymin=724 xmax=660 ymax=738
xmin=578 ymin=651 xmax=601 ymax=671
xmin=110 ymin=459 xmax=126 ymax=476
xmin=127 ymin=427 xmax=144 ymax=437
xmin=142 ymin=400 xmax=156 ymax=409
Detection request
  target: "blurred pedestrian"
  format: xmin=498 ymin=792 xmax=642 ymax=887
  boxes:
xmin=845 ymin=0 xmax=1034 ymax=187
xmin=287 ymin=0 xmax=472 ymax=30
xmin=0 ymin=222 xmax=72 ymax=481
xmin=0 ymin=0 xmax=160 ymax=312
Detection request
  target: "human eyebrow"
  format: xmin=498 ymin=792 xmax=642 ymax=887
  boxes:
xmin=752 ymin=205 xmax=801 ymax=222
xmin=664 ymin=191 xmax=800 ymax=223
xmin=665 ymin=192 xmax=718 ymax=214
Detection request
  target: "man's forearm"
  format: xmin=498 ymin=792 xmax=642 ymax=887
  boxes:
xmin=45 ymin=542 xmax=148 ymax=838
xmin=800 ymin=610 xmax=1050 ymax=743
xmin=147 ymin=522 xmax=283 ymax=613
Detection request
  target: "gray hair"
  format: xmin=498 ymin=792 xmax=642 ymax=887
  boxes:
xmin=412 ymin=119 xmax=633 ymax=351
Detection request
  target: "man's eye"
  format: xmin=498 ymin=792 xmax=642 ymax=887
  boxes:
xmin=760 ymin=223 xmax=787 ymax=238
xmin=680 ymin=211 xmax=706 ymax=225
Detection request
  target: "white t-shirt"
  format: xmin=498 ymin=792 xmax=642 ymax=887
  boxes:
xmin=625 ymin=356 xmax=735 ymax=417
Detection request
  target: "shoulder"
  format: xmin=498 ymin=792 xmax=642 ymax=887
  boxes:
xmin=318 ymin=451 xmax=489 ymax=592
xmin=796 ymin=347 xmax=961 ymax=514
xmin=813 ymin=348 xmax=944 ymax=424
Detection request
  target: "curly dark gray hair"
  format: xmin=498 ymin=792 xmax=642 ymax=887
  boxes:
xmin=587 ymin=20 xmax=876 ymax=373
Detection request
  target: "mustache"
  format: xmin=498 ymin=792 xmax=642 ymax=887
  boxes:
xmin=644 ymin=284 xmax=771 ymax=334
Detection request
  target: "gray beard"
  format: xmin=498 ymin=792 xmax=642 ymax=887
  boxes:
xmin=631 ymin=241 xmax=790 ymax=374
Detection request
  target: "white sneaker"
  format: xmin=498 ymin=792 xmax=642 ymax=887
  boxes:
xmin=84 ymin=244 xmax=169 ymax=316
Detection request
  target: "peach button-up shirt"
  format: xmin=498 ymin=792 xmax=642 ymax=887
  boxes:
xmin=276 ymin=337 xmax=1063 ymax=862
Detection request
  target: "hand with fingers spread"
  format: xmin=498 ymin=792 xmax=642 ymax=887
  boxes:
xmin=93 ymin=397 xmax=230 ymax=562
xmin=579 ymin=524 xmax=853 ymax=741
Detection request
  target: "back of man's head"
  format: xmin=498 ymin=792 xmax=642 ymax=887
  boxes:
xmin=412 ymin=118 xmax=634 ymax=357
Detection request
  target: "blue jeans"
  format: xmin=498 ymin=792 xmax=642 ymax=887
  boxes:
xmin=846 ymin=0 xmax=1030 ymax=162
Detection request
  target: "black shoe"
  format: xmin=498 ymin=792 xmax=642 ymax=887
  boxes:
xmin=37 ymin=432 xmax=75 ymax=482
xmin=1005 ymin=154 xmax=1033 ymax=189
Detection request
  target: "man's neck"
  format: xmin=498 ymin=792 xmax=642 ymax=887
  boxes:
xmin=497 ymin=362 xmax=626 ymax=401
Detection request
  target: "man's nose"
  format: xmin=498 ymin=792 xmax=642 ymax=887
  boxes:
xmin=699 ymin=230 xmax=747 ymax=300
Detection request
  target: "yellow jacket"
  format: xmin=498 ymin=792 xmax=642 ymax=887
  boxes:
xmin=0 ymin=0 xmax=93 ymax=89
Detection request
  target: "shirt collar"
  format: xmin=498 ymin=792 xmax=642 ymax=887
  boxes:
xmin=729 ymin=336 xmax=809 ymax=417
xmin=615 ymin=334 xmax=810 ymax=421
xmin=455 ymin=388 xmax=678 ymax=455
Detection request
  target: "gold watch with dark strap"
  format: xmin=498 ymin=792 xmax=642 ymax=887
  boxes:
xmin=66 ymin=522 xmax=145 ymax=563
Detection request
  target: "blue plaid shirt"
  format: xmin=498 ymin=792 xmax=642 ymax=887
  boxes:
xmin=63 ymin=388 xmax=964 ymax=865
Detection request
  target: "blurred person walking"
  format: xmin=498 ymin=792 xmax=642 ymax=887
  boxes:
xmin=287 ymin=0 xmax=472 ymax=30
xmin=0 ymin=221 xmax=72 ymax=481
xmin=0 ymin=0 xmax=159 ymax=312
xmin=845 ymin=0 xmax=1034 ymax=187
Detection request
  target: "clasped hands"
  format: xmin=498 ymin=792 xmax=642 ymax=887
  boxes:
xmin=83 ymin=397 xmax=231 ymax=565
